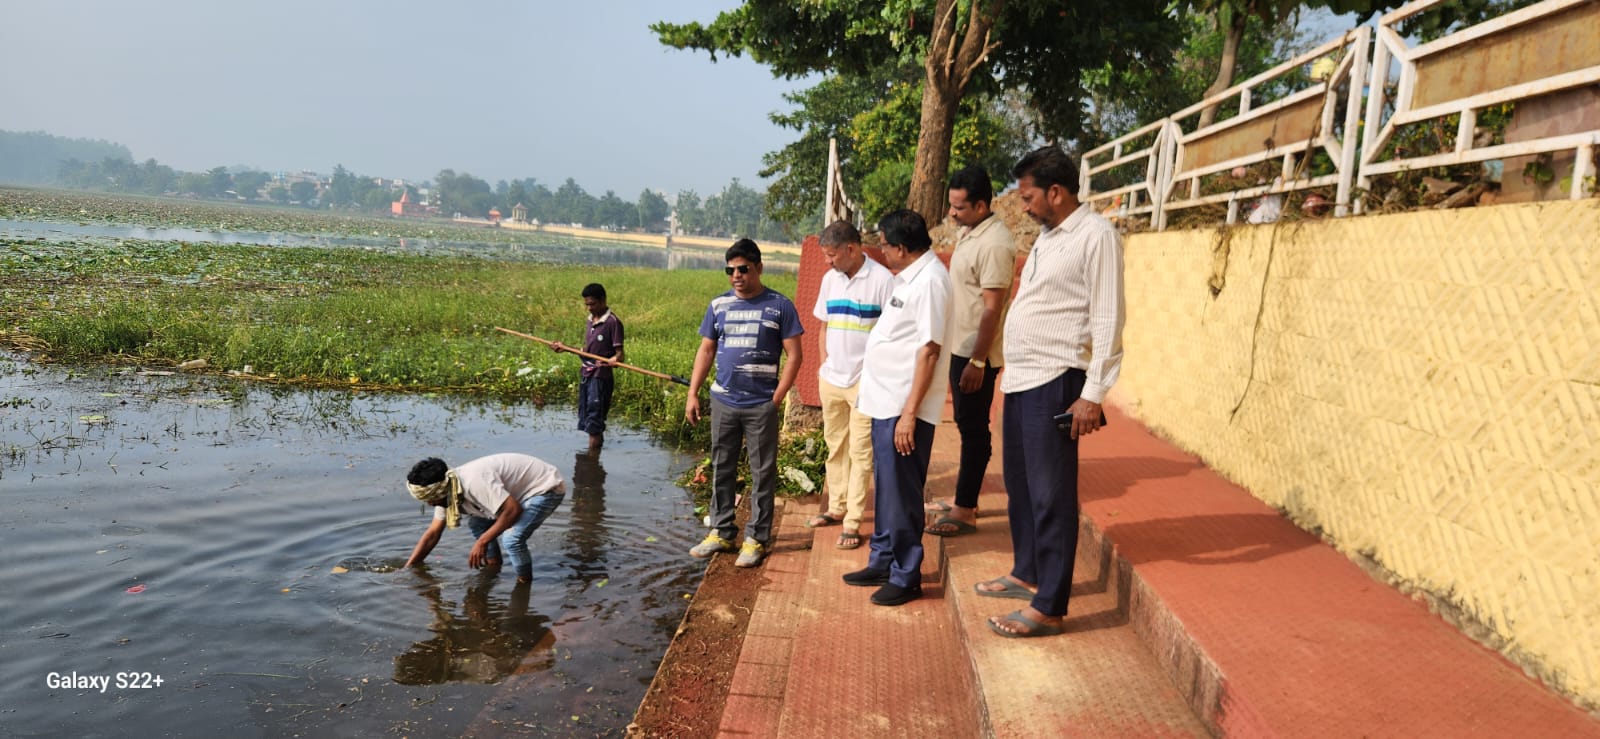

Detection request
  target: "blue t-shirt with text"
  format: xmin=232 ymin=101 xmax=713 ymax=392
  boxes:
xmin=698 ymin=288 xmax=803 ymax=408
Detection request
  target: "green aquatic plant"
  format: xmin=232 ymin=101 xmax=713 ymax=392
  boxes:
xmin=1 ymin=234 xmax=796 ymax=451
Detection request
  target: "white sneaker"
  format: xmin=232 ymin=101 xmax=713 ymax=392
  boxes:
xmin=689 ymin=533 xmax=735 ymax=558
xmin=734 ymin=538 xmax=766 ymax=568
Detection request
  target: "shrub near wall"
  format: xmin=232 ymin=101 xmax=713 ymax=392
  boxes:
xmin=1111 ymin=199 xmax=1600 ymax=707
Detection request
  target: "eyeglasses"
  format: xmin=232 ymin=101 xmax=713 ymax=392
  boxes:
xmin=724 ymin=264 xmax=753 ymax=275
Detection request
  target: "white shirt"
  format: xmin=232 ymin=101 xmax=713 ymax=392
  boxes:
xmin=856 ymin=251 xmax=952 ymax=424
xmin=433 ymin=453 xmax=565 ymax=522
xmin=813 ymin=257 xmax=896 ymax=388
xmin=1000 ymin=205 xmax=1125 ymax=402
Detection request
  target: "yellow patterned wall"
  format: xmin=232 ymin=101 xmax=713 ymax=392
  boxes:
xmin=1111 ymin=199 xmax=1599 ymax=706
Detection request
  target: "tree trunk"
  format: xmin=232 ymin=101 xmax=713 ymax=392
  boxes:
xmin=907 ymin=76 xmax=962 ymax=225
xmin=1198 ymin=8 xmax=1248 ymax=128
xmin=905 ymin=0 xmax=1003 ymax=227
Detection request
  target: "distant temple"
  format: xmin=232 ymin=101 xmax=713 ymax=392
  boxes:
xmin=391 ymin=190 xmax=426 ymax=217
xmin=488 ymin=207 xmax=502 ymax=224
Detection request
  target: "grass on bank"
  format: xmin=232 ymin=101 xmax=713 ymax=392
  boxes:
xmin=0 ymin=236 xmax=822 ymax=474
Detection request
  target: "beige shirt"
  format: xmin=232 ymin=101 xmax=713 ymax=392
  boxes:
xmin=944 ymin=216 xmax=1016 ymax=366
xmin=1000 ymin=205 xmax=1125 ymax=403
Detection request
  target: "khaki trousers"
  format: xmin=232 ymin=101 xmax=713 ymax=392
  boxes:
xmin=818 ymin=378 xmax=874 ymax=529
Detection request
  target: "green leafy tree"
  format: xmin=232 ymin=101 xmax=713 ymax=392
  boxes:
xmin=526 ymin=182 xmax=555 ymax=223
xmin=206 ymin=166 xmax=234 ymax=198
xmin=506 ymin=180 xmax=530 ymax=215
xmin=177 ymin=172 xmax=210 ymax=197
xmin=554 ymin=178 xmax=595 ymax=225
xmin=138 ymin=159 xmax=177 ymax=194
xmin=289 ymin=180 xmax=318 ymax=204
xmin=435 ymin=169 xmax=496 ymax=217
xmin=326 ymin=164 xmax=358 ymax=207
xmin=363 ymin=187 xmax=393 ymax=210
xmin=758 ymin=72 xmax=888 ymax=228
xmin=1185 ymin=0 xmax=1402 ymax=127
xmin=232 ymin=171 xmax=270 ymax=201
xmin=655 ymin=0 xmax=1180 ymax=224
xmin=674 ymin=189 xmax=704 ymax=234
xmin=269 ymin=185 xmax=291 ymax=204
xmin=637 ymin=188 xmax=671 ymax=230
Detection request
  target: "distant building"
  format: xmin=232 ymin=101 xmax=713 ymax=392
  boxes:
xmin=391 ymin=190 xmax=426 ymax=217
xmin=511 ymin=202 xmax=528 ymax=223
xmin=488 ymin=207 xmax=502 ymax=224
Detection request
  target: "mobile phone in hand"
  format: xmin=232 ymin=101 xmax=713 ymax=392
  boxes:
xmin=1053 ymin=411 xmax=1107 ymax=433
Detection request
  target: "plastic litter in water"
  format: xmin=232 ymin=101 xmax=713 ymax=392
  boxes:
xmin=125 ymin=584 xmax=146 ymax=594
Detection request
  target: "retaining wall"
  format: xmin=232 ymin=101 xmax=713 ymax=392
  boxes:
xmin=1111 ymin=198 xmax=1600 ymax=705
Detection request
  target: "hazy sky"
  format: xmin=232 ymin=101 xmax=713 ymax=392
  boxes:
xmin=0 ymin=1 xmax=808 ymax=197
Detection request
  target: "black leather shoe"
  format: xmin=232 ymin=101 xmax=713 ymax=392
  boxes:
xmin=842 ymin=567 xmax=890 ymax=587
xmin=871 ymin=583 xmax=922 ymax=606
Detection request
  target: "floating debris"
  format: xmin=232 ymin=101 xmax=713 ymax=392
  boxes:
xmin=125 ymin=584 xmax=145 ymax=594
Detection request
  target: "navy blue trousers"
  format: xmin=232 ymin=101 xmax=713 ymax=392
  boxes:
xmin=577 ymin=373 xmax=613 ymax=435
xmin=867 ymin=417 xmax=935 ymax=589
xmin=1002 ymin=369 xmax=1085 ymax=617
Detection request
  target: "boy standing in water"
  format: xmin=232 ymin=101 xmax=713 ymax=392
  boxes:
xmin=402 ymin=453 xmax=566 ymax=583
xmin=553 ymin=283 xmax=624 ymax=450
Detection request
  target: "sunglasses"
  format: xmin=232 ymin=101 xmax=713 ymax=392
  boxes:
xmin=724 ymin=264 xmax=754 ymax=275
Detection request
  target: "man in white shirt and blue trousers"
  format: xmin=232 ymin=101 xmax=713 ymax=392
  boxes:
xmin=842 ymin=209 xmax=952 ymax=607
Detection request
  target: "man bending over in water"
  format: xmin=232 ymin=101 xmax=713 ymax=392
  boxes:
xmin=403 ymin=453 xmax=566 ymax=583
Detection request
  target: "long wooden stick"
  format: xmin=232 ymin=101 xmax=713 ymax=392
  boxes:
xmin=493 ymin=326 xmax=690 ymax=386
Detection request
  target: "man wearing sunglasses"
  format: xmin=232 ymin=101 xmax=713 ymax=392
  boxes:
xmin=685 ymin=239 xmax=805 ymax=568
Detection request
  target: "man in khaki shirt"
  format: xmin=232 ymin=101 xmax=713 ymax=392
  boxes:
xmin=925 ymin=166 xmax=1015 ymax=537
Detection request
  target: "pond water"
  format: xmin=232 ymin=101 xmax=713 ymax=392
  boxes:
xmin=0 ymin=218 xmax=760 ymax=272
xmin=0 ymin=354 xmax=705 ymax=737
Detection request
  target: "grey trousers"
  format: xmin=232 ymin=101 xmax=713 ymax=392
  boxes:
xmin=709 ymin=398 xmax=779 ymax=545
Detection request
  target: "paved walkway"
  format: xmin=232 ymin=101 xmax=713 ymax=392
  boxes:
xmin=711 ymin=404 xmax=1600 ymax=737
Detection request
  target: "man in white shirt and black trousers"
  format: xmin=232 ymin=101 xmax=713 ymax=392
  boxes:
xmin=977 ymin=146 xmax=1126 ymax=638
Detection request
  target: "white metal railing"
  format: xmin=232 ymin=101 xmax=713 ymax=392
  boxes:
xmin=1357 ymin=0 xmax=1600 ymax=207
xmin=1079 ymin=0 xmax=1600 ymax=230
xmin=1081 ymin=118 xmax=1175 ymax=226
xmin=1164 ymin=27 xmax=1369 ymax=226
xmin=823 ymin=137 xmax=859 ymax=228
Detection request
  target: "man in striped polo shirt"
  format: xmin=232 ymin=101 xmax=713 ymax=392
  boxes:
xmin=979 ymin=146 xmax=1126 ymax=638
xmin=808 ymin=220 xmax=895 ymax=550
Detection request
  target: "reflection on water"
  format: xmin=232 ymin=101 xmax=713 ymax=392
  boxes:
xmin=567 ymin=449 xmax=610 ymax=581
xmin=0 ymin=353 xmax=704 ymax=737
xmin=0 ymin=218 xmax=790 ymax=272
xmin=394 ymin=570 xmax=556 ymax=686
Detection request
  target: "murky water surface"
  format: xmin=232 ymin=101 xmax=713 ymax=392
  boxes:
xmin=0 ymin=218 xmax=745 ymax=271
xmin=0 ymin=354 xmax=704 ymax=737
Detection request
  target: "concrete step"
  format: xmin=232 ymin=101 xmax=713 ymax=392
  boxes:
xmin=944 ymin=492 xmax=1209 ymax=737
xmin=1072 ymin=406 xmax=1600 ymax=737
xmin=717 ymin=453 xmax=1208 ymax=737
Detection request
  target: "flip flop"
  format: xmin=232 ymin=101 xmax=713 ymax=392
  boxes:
xmin=806 ymin=512 xmax=843 ymax=528
xmin=923 ymin=499 xmax=954 ymax=513
xmin=973 ymin=577 xmax=1034 ymax=600
xmin=988 ymin=610 xmax=1065 ymax=639
xmin=835 ymin=530 xmax=863 ymax=550
xmin=925 ymin=516 xmax=978 ymax=537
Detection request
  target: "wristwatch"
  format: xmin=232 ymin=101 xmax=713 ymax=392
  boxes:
xmin=969 ymin=357 xmax=987 ymax=369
